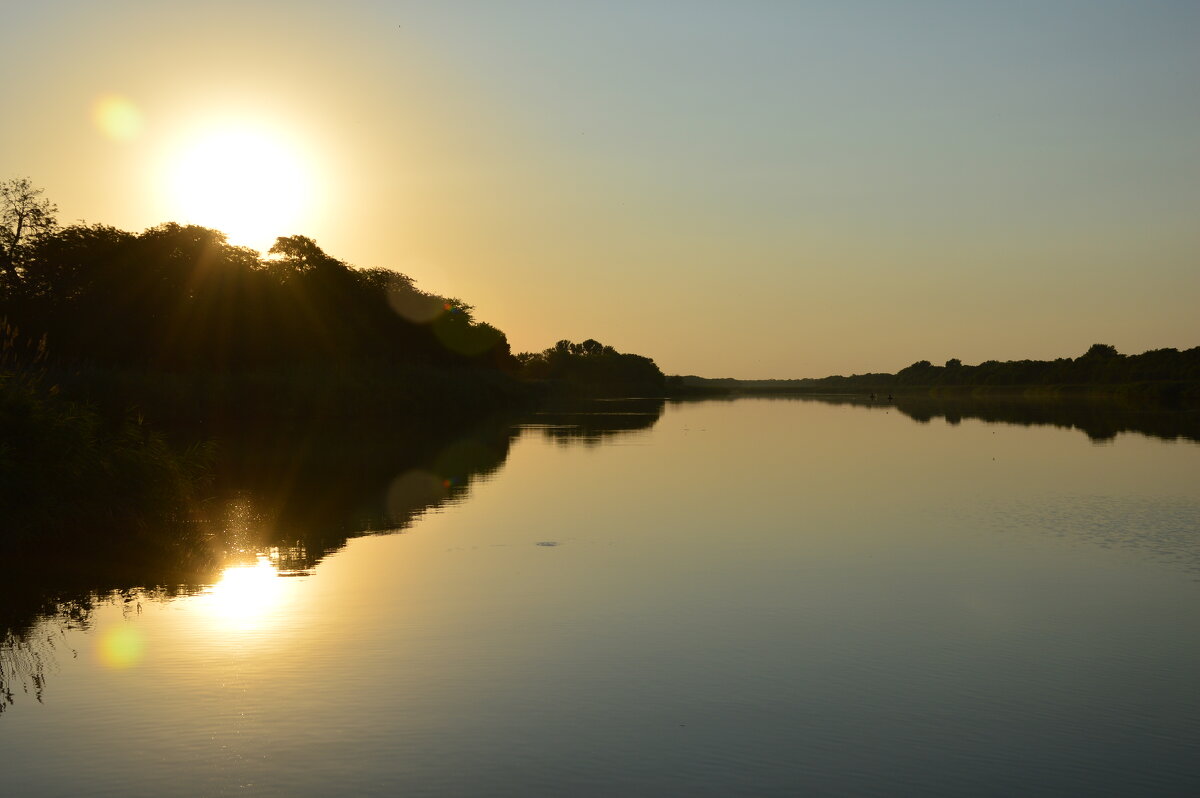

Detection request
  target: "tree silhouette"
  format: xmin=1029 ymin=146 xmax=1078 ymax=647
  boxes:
xmin=1 ymin=204 xmax=521 ymax=373
xmin=1 ymin=178 xmax=58 ymax=285
xmin=758 ymin=343 xmax=1199 ymax=399
xmin=1082 ymin=343 xmax=1119 ymax=359
xmin=516 ymin=338 xmax=665 ymax=396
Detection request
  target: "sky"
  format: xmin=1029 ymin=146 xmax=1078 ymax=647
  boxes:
xmin=2 ymin=0 xmax=1197 ymax=377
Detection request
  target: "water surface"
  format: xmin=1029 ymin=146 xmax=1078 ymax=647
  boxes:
xmin=3 ymin=397 xmax=1199 ymax=796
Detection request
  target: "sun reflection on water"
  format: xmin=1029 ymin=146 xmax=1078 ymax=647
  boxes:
xmin=200 ymin=556 xmax=288 ymax=631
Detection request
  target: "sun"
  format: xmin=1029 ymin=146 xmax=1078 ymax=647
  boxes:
xmin=166 ymin=122 xmax=314 ymax=251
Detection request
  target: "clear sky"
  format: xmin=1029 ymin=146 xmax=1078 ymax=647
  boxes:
xmin=2 ymin=0 xmax=1197 ymax=377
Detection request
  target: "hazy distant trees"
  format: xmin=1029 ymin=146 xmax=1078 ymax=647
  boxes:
xmin=895 ymin=360 xmax=933 ymax=386
xmin=799 ymin=344 xmax=1200 ymax=394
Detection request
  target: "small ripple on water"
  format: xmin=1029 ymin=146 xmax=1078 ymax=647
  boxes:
xmin=970 ymin=494 xmax=1200 ymax=575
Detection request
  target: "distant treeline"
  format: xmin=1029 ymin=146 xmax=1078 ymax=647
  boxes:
xmin=674 ymin=344 xmax=1200 ymax=405
xmin=823 ymin=344 xmax=1200 ymax=390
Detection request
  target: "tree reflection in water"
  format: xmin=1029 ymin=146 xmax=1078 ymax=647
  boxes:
xmin=0 ymin=399 xmax=665 ymax=711
xmin=732 ymin=393 xmax=1200 ymax=444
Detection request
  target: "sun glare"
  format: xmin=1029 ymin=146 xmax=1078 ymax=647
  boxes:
xmin=200 ymin=557 xmax=288 ymax=632
xmin=166 ymin=123 xmax=313 ymax=251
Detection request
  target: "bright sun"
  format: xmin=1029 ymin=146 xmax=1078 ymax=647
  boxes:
xmin=167 ymin=123 xmax=313 ymax=251
xmin=200 ymin=557 xmax=288 ymax=632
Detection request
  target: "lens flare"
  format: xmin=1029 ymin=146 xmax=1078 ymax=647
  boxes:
xmin=98 ymin=624 xmax=146 ymax=669
xmin=386 ymin=470 xmax=448 ymax=523
xmin=432 ymin=312 xmax=503 ymax=355
xmin=92 ymin=94 xmax=143 ymax=141
xmin=386 ymin=288 xmax=445 ymax=324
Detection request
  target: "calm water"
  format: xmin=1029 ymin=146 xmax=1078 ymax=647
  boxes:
xmin=3 ymin=397 xmax=1199 ymax=796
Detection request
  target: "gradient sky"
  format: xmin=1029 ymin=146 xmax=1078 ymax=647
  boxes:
xmin=2 ymin=0 xmax=1197 ymax=377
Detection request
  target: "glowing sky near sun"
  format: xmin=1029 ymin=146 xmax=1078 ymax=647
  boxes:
xmin=1 ymin=0 xmax=1197 ymax=377
xmin=164 ymin=123 xmax=315 ymax=253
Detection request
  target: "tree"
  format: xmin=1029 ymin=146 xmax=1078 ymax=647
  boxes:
xmin=20 ymin=223 xmax=133 ymax=300
xmin=1081 ymin=343 xmax=1119 ymax=359
xmin=1 ymin=178 xmax=58 ymax=283
xmin=579 ymin=338 xmax=603 ymax=356
xmin=267 ymin=235 xmax=349 ymax=278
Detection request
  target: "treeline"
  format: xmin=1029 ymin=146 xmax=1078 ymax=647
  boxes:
xmin=516 ymin=338 xmax=666 ymax=397
xmin=1 ymin=179 xmax=667 ymax=403
xmin=675 ymin=343 xmax=1200 ymax=405
xmin=813 ymin=344 xmax=1200 ymax=393
xmin=2 ymin=222 xmax=514 ymax=374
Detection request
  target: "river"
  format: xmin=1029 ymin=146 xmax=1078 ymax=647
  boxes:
xmin=2 ymin=396 xmax=1199 ymax=796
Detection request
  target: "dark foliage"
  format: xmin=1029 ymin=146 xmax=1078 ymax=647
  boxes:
xmin=0 ymin=182 xmax=669 ymax=553
xmin=0 ymin=320 xmax=212 ymax=543
xmin=888 ymin=344 xmax=1200 ymax=389
xmin=517 ymin=338 xmax=666 ymax=396
xmin=1 ymin=221 xmax=517 ymax=375
xmin=0 ymin=182 xmax=533 ymax=550
xmin=678 ymin=344 xmax=1200 ymax=406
